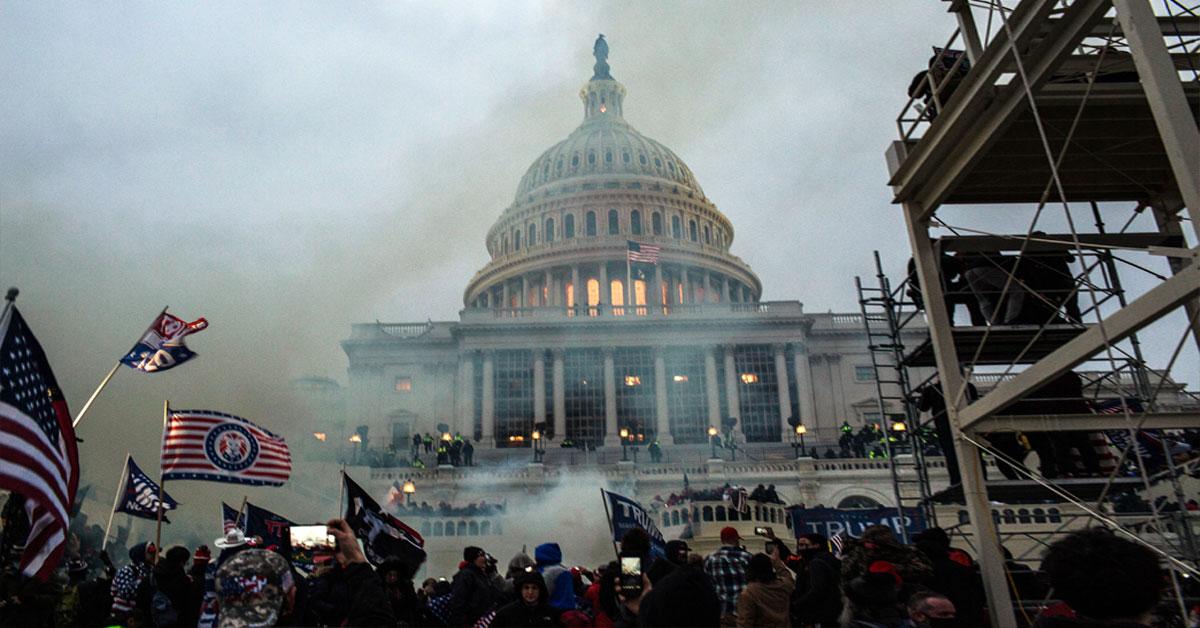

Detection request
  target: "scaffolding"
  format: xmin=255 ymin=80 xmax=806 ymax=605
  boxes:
xmin=882 ymin=1 xmax=1200 ymax=626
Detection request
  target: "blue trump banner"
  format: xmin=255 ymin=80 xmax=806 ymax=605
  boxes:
xmin=115 ymin=456 xmax=178 ymax=522
xmin=789 ymin=506 xmax=927 ymax=540
xmin=602 ymin=490 xmax=666 ymax=558
xmin=244 ymin=502 xmax=294 ymax=555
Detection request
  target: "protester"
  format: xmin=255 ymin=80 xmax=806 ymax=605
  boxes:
xmin=790 ymin=532 xmax=842 ymax=627
xmin=907 ymin=591 xmax=957 ymax=628
xmin=842 ymin=562 xmax=909 ymax=628
xmin=584 ymin=561 xmax=619 ymax=628
xmin=912 ymin=528 xmax=983 ymax=627
xmin=451 ymin=546 xmax=499 ymax=626
xmin=491 ymin=568 xmax=562 ymax=627
xmin=56 ymin=558 xmax=90 ymax=626
xmin=704 ymin=526 xmax=752 ymax=627
xmin=1035 ymin=528 xmax=1163 ymax=627
xmin=637 ymin=545 xmax=721 ymax=628
xmin=111 ymin=541 xmax=155 ymax=624
xmin=535 ymin=542 xmax=577 ymax=612
xmin=151 ymin=545 xmax=193 ymax=627
xmin=379 ymin=557 xmax=426 ymax=626
xmin=735 ymin=551 xmax=794 ymax=628
xmin=199 ymin=529 xmax=252 ymax=627
xmin=841 ymin=525 xmax=932 ymax=598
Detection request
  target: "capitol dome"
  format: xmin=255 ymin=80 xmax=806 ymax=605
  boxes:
xmin=464 ymin=36 xmax=761 ymax=311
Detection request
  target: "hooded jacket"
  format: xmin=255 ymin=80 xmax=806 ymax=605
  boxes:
xmin=491 ymin=570 xmax=562 ymax=628
xmin=534 ymin=543 xmax=576 ymax=611
xmin=736 ymin=557 xmax=794 ymax=628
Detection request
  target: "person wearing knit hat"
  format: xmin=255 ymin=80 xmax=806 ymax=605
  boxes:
xmin=450 ymin=546 xmax=499 ymax=626
xmin=704 ymin=526 xmax=752 ymax=626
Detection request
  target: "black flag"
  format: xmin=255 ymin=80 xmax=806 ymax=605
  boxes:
xmin=343 ymin=473 xmax=426 ymax=570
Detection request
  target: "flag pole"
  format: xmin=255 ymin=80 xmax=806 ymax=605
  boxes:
xmin=625 ymin=245 xmax=633 ymax=314
xmin=0 ymin=287 xmax=17 ymax=327
xmin=338 ymin=465 xmax=346 ymax=515
xmin=73 ymin=306 xmax=169 ymax=429
xmin=600 ymin=488 xmax=620 ymax=561
xmin=102 ymin=454 xmax=131 ymax=551
xmin=155 ymin=400 xmax=169 ymax=560
xmin=236 ymin=495 xmax=248 ymax=530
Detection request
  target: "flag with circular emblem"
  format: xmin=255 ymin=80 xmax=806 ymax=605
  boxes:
xmin=160 ymin=409 xmax=291 ymax=486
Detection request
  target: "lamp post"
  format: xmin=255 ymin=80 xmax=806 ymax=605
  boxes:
xmin=402 ymin=478 xmax=416 ymax=505
xmin=532 ymin=429 xmax=543 ymax=463
xmin=793 ymin=424 xmax=807 ymax=458
xmin=348 ymin=433 xmax=362 ymax=465
xmin=708 ymin=426 xmax=719 ymax=459
xmin=619 ymin=427 xmax=630 ymax=462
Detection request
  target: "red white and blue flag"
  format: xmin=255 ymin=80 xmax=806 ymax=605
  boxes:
xmin=0 ymin=307 xmax=79 ymax=579
xmin=627 ymin=240 xmax=661 ymax=264
xmin=161 ymin=409 xmax=291 ymax=486
xmin=120 ymin=310 xmax=208 ymax=373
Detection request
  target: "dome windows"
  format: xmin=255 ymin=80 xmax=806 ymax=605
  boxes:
xmin=514 ymin=230 xmax=522 ymax=251
xmin=585 ymin=211 xmax=597 ymax=237
xmin=607 ymin=209 xmax=620 ymax=235
xmin=588 ymin=152 xmax=596 ymax=166
xmin=667 ymin=161 xmax=675 ymax=173
xmin=544 ymin=218 xmax=554 ymax=243
xmin=565 ymin=214 xmax=575 ymax=239
xmin=689 ymin=219 xmax=698 ymax=242
xmin=639 ymin=154 xmax=647 ymax=165
xmin=623 ymin=152 xmax=630 ymax=164
xmin=556 ymin=159 xmax=563 ymax=173
xmin=654 ymin=157 xmax=662 ymax=168
xmin=671 ymin=216 xmax=682 ymax=239
xmin=605 ymin=151 xmax=613 ymax=164
xmin=703 ymin=224 xmax=711 ymax=244
xmin=631 ymin=210 xmax=642 ymax=236
xmin=528 ymin=223 xmax=537 ymax=246
xmin=652 ymin=212 xmax=663 ymax=236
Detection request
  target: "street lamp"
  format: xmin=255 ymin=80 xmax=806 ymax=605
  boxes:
xmin=708 ymin=426 xmax=719 ymax=459
xmin=619 ymin=427 xmax=630 ymax=461
xmin=532 ymin=429 xmax=543 ymax=463
xmin=402 ymin=478 xmax=416 ymax=504
xmin=891 ymin=420 xmax=907 ymax=433
xmin=793 ymin=424 xmax=807 ymax=457
xmin=441 ymin=432 xmax=452 ymax=442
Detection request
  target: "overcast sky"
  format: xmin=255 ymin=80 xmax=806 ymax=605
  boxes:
xmin=3 ymin=2 xmax=1196 ymax=530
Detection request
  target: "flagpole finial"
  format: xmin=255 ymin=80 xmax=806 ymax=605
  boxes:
xmin=4 ymin=288 xmax=17 ymax=303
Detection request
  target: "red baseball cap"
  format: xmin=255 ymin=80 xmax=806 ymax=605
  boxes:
xmin=719 ymin=526 xmax=741 ymax=544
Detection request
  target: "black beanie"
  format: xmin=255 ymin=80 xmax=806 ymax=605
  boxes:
xmin=464 ymin=546 xmax=485 ymax=562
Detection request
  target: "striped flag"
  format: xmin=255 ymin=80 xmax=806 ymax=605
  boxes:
xmin=829 ymin=532 xmax=845 ymax=558
xmin=0 ymin=307 xmax=80 ymax=579
xmin=627 ymin=240 xmax=661 ymax=264
xmin=161 ymin=409 xmax=291 ymax=486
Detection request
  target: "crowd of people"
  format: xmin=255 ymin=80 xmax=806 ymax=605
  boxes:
xmin=2 ymin=485 xmax=1193 ymax=628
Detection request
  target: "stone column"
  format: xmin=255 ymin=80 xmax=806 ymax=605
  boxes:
xmin=723 ymin=345 xmax=742 ymax=437
xmin=520 ymin=275 xmax=528 ymax=308
xmin=703 ymin=271 xmax=711 ymax=303
xmin=481 ymin=350 xmax=495 ymax=445
xmin=459 ymin=353 xmax=476 ymax=437
xmin=603 ymin=347 xmax=618 ymax=446
xmin=571 ymin=266 xmax=581 ymax=311
xmin=722 ymin=277 xmax=730 ymax=303
xmin=653 ymin=348 xmax=672 ymax=445
xmin=681 ymin=267 xmax=690 ymax=304
xmin=793 ymin=343 xmax=817 ymax=431
xmin=552 ymin=349 xmax=566 ymax=439
xmin=774 ymin=344 xmax=793 ymax=439
xmin=599 ymin=263 xmax=609 ymax=307
xmin=704 ymin=348 xmax=721 ymax=429
xmin=502 ymin=282 xmax=510 ymax=309
xmin=544 ymin=270 xmax=552 ymax=307
xmin=533 ymin=350 xmax=546 ymax=427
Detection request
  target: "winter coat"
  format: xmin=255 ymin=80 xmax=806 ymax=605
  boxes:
xmin=450 ymin=562 xmax=498 ymax=626
xmin=791 ymin=549 xmax=842 ymax=626
xmin=534 ymin=542 xmax=577 ymax=611
xmin=636 ymin=564 xmax=721 ymax=627
xmin=491 ymin=571 xmax=562 ymax=628
xmin=735 ymin=558 xmax=794 ymax=628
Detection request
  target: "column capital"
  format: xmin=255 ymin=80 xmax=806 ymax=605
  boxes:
xmin=792 ymin=342 xmax=809 ymax=355
xmin=551 ymin=347 xmax=566 ymax=359
xmin=602 ymin=346 xmax=616 ymax=358
xmin=481 ymin=348 xmax=497 ymax=358
xmin=772 ymin=343 xmax=788 ymax=354
xmin=720 ymin=343 xmax=739 ymax=354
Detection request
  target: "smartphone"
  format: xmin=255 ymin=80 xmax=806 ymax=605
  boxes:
xmin=289 ymin=524 xmax=336 ymax=551
xmin=619 ymin=554 xmax=643 ymax=597
xmin=765 ymin=541 xmax=775 ymax=554
xmin=754 ymin=526 xmax=774 ymax=537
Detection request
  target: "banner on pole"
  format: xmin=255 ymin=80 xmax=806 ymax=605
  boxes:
xmin=602 ymin=490 xmax=665 ymax=558
xmin=788 ymin=507 xmax=927 ymax=540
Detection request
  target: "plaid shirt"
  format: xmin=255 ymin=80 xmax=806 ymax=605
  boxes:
xmin=704 ymin=545 xmax=752 ymax=615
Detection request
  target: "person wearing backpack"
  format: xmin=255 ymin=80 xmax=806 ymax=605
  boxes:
xmin=149 ymin=546 xmax=192 ymax=627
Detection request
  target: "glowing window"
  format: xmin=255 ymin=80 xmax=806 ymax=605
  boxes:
xmin=610 ymin=279 xmax=624 ymax=307
xmin=395 ymin=377 xmax=413 ymax=392
xmin=634 ymin=280 xmax=646 ymax=306
xmin=673 ymin=375 xmax=689 ymax=383
xmin=566 ymin=283 xmax=575 ymax=308
xmin=587 ymin=279 xmax=600 ymax=306
xmin=739 ymin=373 xmax=759 ymax=384
xmin=624 ymin=375 xmax=641 ymax=386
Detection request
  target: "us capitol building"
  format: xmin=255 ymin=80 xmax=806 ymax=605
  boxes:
xmin=332 ymin=38 xmax=924 ymax=455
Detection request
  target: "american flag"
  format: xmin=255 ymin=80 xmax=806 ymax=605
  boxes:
xmin=161 ymin=409 xmax=291 ymax=486
xmin=0 ymin=307 xmax=79 ymax=579
xmin=627 ymin=240 xmax=661 ymax=264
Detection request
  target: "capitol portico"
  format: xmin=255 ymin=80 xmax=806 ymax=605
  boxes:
xmin=337 ymin=38 xmax=930 ymax=456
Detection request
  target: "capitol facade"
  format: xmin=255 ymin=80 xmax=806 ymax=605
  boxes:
xmin=336 ymin=38 xmax=927 ymax=456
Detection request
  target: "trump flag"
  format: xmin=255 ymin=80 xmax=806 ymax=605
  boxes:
xmin=115 ymin=456 xmax=178 ymax=522
xmin=121 ymin=310 xmax=208 ymax=373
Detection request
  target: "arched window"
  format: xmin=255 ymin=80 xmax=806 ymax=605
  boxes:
xmin=715 ymin=506 xmax=727 ymax=521
xmin=1017 ymin=509 xmax=1031 ymax=524
xmin=754 ymin=505 xmax=761 ymax=520
xmin=1002 ymin=509 xmax=1016 ymax=524
xmin=445 ymin=520 xmax=456 ymax=536
xmin=608 ymin=209 xmax=620 ymax=235
xmin=610 ymin=280 xmax=624 ymax=308
xmin=420 ymin=521 xmax=431 ymax=536
xmin=565 ymin=214 xmax=575 ymax=239
xmin=502 ymin=235 xmax=509 ymax=255
xmin=545 ymin=218 xmax=554 ymax=243
xmin=702 ymin=506 xmax=713 ymax=522
xmin=433 ymin=521 xmax=443 ymax=536
xmin=481 ymin=520 xmax=491 ymax=535
xmin=586 ymin=211 xmax=597 ymax=236
xmin=689 ymin=220 xmax=698 ymax=242
xmin=671 ymin=511 xmax=680 ymax=525
xmin=630 ymin=210 xmax=642 ymax=236
xmin=837 ymin=495 xmax=884 ymax=509
xmin=469 ymin=521 xmax=479 ymax=535
xmin=528 ymin=223 xmax=536 ymax=246
xmin=671 ymin=216 xmax=682 ymax=239
xmin=652 ymin=212 xmax=663 ymax=235
xmin=514 ymin=230 xmax=521 ymax=251
xmin=1048 ymin=508 xmax=1062 ymax=523
xmin=703 ymin=225 xmax=711 ymax=244
xmin=1032 ymin=508 xmax=1046 ymax=523
xmin=957 ymin=509 xmax=970 ymax=525
xmin=586 ymin=279 xmax=600 ymax=307
xmin=662 ymin=513 xmax=670 ymax=528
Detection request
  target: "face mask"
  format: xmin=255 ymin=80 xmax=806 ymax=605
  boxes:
xmin=798 ymin=547 xmax=821 ymax=560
